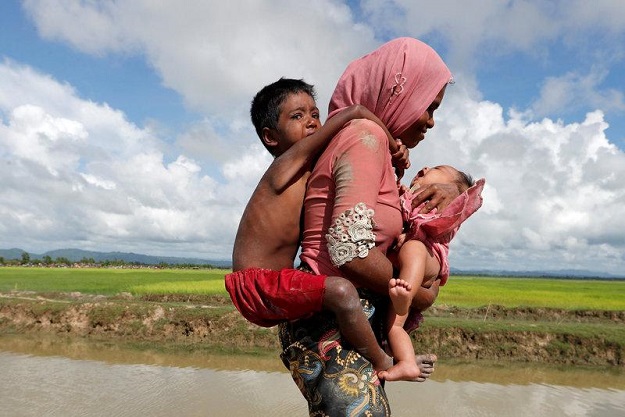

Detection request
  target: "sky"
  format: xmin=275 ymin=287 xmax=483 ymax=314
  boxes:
xmin=1 ymin=0 xmax=624 ymax=276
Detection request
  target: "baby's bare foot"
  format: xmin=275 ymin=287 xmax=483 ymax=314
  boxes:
xmin=389 ymin=278 xmax=412 ymax=316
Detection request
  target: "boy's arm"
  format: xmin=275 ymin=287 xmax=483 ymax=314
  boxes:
xmin=391 ymin=140 xmax=410 ymax=181
xmin=269 ymin=104 xmax=394 ymax=193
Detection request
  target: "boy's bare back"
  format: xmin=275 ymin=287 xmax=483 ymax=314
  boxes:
xmin=232 ymin=166 xmax=309 ymax=271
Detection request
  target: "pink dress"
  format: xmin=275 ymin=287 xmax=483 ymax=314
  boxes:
xmin=299 ymin=118 xmax=403 ymax=277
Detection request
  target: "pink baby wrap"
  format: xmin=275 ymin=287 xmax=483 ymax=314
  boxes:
xmin=400 ymin=178 xmax=486 ymax=285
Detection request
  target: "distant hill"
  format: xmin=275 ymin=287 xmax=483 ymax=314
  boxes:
xmin=0 ymin=248 xmax=232 ymax=268
xmin=2 ymin=248 xmax=623 ymax=278
xmin=448 ymin=267 xmax=624 ymax=280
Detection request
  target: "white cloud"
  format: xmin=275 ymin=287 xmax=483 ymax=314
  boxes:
xmin=363 ymin=0 xmax=625 ymax=60
xmin=0 ymin=60 xmax=249 ymax=259
xmin=407 ymin=84 xmax=625 ymax=273
xmin=362 ymin=1 xmax=625 ymax=122
xmin=362 ymin=0 xmax=557 ymax=67
xmin=532 ymin=68 xmax=625 ymax=118
xmin=22 ymin=0 xmax=379 ymax=121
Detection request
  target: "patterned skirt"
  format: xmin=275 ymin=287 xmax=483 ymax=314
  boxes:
xmin=278 ymin=290 xmax=391 ymax=417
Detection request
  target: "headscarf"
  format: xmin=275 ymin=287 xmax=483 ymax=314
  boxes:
xmin=328 ymin=37 xmax=452 ymax=137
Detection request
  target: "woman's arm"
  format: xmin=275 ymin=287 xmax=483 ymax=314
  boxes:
xmin=340 ymin=247 xmax=394 ymax=295
xmin=411 ymin=279 xmax=440 ymax=311
xmin=323 ymin=122 xmax=399 ymax=294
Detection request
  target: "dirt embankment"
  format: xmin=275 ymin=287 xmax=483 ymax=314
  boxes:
xmin=1 ymin=291 xmax=623 ymax=367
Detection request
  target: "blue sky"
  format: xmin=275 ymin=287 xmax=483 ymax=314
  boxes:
xmin=1 ymin=0 xmax=625 ymax=275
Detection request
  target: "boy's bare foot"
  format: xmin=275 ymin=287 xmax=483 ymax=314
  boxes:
xmin=389 ymin=278 xmax=412 ymax=316
xmin=414 ymin=353 xmax=437 ymax=382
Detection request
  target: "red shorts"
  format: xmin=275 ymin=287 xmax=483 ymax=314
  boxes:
xmin=224 ymin=268 xmax=327 ymax=327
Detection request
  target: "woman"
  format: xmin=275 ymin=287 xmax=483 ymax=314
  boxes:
xmin=279 ymin=38 xmax=458 ymax=416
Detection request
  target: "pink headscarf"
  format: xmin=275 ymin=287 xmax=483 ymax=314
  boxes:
xmin=328 ymin=37 xmax=452 ymax=137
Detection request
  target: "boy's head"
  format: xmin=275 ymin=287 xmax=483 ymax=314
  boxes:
xmin=410 ymin=165 xmax=474 ymax=194
xmin=250 ymin=78 xmax=320 ymax=157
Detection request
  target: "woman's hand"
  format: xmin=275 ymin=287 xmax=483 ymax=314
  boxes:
xmin=411 ymin=279 xmax=440 ymax=311
xmin=412 ymin=183 xmax=460 ymax=213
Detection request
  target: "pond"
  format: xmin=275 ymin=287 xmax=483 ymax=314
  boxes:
xmin=2 ymin=336 xmax=624 ymax=417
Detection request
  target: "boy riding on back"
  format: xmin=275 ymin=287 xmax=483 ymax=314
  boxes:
xmin=225 ymin=78 xmax=408 ymax=372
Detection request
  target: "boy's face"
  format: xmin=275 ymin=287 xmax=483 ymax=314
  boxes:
xmin=264 ymin=92 xmax=321 ymax=156
xmin=410 ymin=165 xmax=457 ymax=190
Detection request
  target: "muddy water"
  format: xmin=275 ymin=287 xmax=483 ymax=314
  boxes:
xmin=1 ymin=336 xmax=624 ymax=417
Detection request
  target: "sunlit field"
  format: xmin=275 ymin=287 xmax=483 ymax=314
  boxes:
xmin=1 ymin=267 xmax=624 ymax=310
xmin=437 ymin=275 xmax=625 ymax=311
xmin=0 ymin=267 xmax=229 ymax=296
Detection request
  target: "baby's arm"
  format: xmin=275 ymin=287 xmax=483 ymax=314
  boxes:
xmin=270 ymin=105 xmax=395 ymax=193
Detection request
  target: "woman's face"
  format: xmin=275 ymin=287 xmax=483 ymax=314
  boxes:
xmin=397 ymin=85 xmax=447 ymax=149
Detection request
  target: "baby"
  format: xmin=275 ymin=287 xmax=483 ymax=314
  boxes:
xmin=379 ymin=165 xmax=485 ymax=381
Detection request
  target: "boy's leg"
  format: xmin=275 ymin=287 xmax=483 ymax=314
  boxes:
xmin=323 ymin=275 xmax=393 ymax=372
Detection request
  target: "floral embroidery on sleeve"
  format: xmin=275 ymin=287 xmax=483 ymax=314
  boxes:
xmin=326 ymin=202 xmax=376 ymax=267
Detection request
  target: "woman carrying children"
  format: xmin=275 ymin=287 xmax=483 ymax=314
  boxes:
xmin=278 ymin=38 xmax=459 ymax=416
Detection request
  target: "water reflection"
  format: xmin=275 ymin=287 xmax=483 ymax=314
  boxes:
xmin=1 ymin=336 xmax=624 ymax=417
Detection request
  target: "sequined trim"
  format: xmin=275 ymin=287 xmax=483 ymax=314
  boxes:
xmin=326 ymin=202 xmax=376 ymax=267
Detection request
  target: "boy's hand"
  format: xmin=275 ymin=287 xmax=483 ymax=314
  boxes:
xmin=391 ymin=139 xmax=410 ymax=181
xmin=412 ymin=183 xmax=460 ymax=213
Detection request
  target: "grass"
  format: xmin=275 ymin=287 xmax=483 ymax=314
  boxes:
xmin=437 ymin=275 xmax=625 ymax=311
xmin=0 ymin=267 xmax=229 ymax=296
xmin=1 ymin=267 xmax=623 ymax=367
xmin=1 ymin=267 xmax=625 ymax=311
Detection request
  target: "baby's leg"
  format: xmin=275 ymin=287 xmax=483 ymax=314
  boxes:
xmin=389 ymin=278 xmax=412 ymax=317
xmin=394 ymin=240 xmax=430 ymax=316
xmin=378 ymin=313 xmax=421 ymax=381
xmin=323 ymin=276 xmax=393 ymax=372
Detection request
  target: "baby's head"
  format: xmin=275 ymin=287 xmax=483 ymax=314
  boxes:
xmin=410 ymin=165 xmax=474 ymax=194
xmin=250 ymin=78 xmax=320 ymax=157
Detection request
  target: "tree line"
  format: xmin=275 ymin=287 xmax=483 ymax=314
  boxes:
xmin=0 ymin=252 xmax=220 ymax=269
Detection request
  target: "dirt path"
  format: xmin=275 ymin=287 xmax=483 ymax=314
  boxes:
xmin=1 ymin=291 xmax=623 ymax=367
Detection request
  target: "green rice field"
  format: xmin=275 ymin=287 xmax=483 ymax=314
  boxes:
xmin=0 ymin=267 xmax=228 ymax=297
xmin=1 ymin=267 xmax=624 ymax=311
